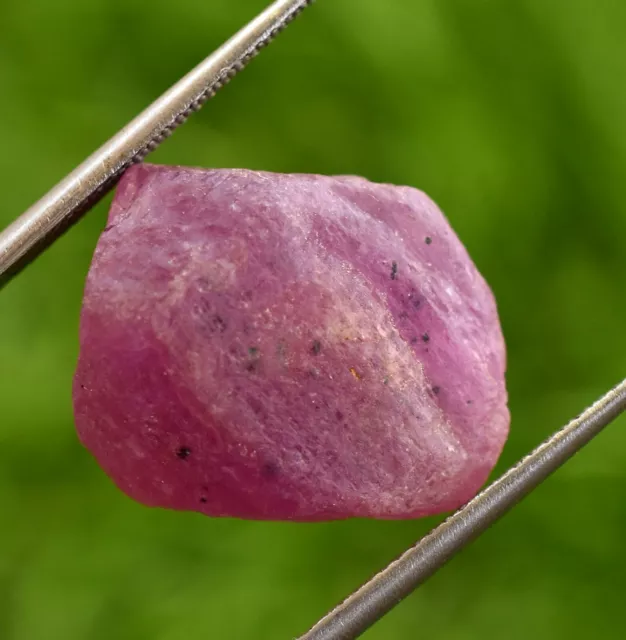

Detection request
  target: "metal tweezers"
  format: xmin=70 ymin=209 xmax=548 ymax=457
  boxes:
xmin=1 ymin=1 xmax=624 ymax=638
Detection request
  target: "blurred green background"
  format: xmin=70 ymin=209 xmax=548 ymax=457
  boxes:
xmin=1 ymin=0 xmax=626 ymax=638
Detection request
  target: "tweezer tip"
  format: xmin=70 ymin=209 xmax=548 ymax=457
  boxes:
xmin=298 ymin=378 xmax=626 ymax=639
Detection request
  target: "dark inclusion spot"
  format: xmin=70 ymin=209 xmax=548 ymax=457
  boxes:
xmin=311 ymin=340 xmax=322 ymax=355
xmin=103 ymin=224 xmax=116 ymax=232
xmin=335 ymin=410 xmax=344 ymax=421
xmin=422 ymin=333 xmax=430 ymax=343
xmin=432 ymin=386 xmax=441 ymax=395
xmin=390 ymin=261 xmax=398 ymax=280
xmin=407 ymin=289 xmax=422 ymax=309
xmin=262 ymin=461 xmax=279 ymax=479
xmin=425 ymin=236 xmax=432 ymax=245
xmin=177 ymin=447 xmax=191 ymax=460
xmin=246 ymin=395 xmax=265 ymax=416
xmin=212 ymin=315 xmax=227 ymax=332
xmin=200 ymin=497 xmax=208 ymax=504
xmin=194 ymin=299 xmax=228 ymax=335
xmin=411 ymin=337 xmax=419 ymax=344
xmin=467 ymin=400 xmax=472 ymax=405
xmin=246 ymin=346 xmax=261 ymax=372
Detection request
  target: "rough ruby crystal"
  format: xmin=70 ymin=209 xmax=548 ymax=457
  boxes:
xmin=73 ymin=163 xmax=509 ymax=521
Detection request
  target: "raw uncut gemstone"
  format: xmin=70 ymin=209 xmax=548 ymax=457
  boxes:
xmin=73 ymin=163 xmax=509 ymax=521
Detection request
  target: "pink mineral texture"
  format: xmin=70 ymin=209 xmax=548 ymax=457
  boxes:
xmin=73 ymin=163 xmax=509 ymax=522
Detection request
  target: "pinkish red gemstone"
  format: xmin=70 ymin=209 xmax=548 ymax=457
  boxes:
xmin=73 ymin=163 xmax=509 ymax=521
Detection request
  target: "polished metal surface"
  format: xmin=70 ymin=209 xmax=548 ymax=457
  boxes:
xmin=298 ymin=378 xmax=626 ymax=640
xmin=0 ymin=0 xmax=314 ymax=289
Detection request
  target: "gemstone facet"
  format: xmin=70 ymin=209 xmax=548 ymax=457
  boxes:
xmin=73 ymin=163 xmax=509 ymax=521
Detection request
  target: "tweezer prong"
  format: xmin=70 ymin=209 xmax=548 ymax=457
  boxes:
xmin=0 ymin=0 xmax=314 ymax=289
xmin=298 ymin=378 xmax=626 ymax=640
